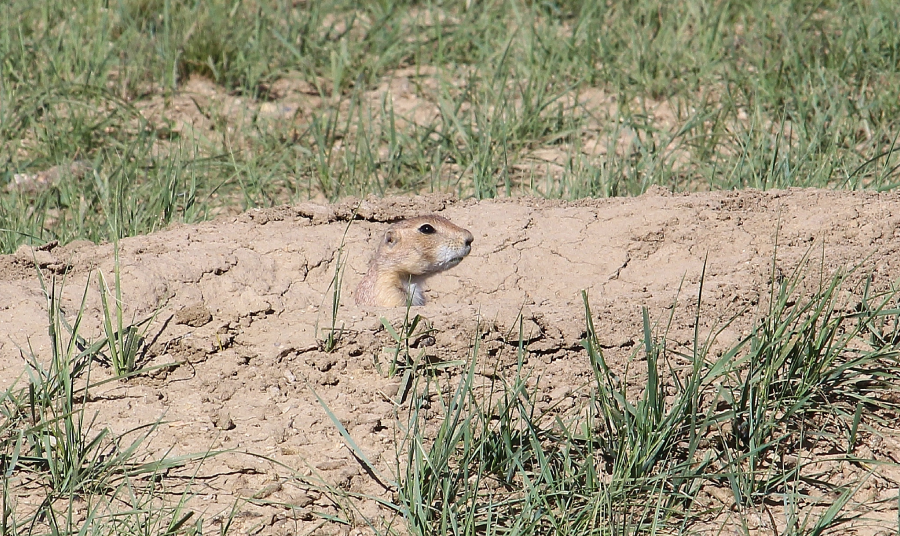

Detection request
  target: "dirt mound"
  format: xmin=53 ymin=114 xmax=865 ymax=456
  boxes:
xmin=3 ymin=188 xmax=900 ymax=534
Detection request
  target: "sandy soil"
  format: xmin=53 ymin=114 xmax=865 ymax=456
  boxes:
xmin=3 ymin=189 xmax=900 ymax=534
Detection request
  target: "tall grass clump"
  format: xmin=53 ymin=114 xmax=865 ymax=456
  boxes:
xmin=0 ymin=268 xmax=213 ymax=535
xmin=358 ymin=264 xmax=900 ymax=535
xmin=718 ymin=265 xmax=900 ymax=508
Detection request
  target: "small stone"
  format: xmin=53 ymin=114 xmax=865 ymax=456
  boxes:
xmin=287 ymin=491 xmax=316 ymax=508
xmin=316 ymin=459 xmax=345 ymax=471
xmin=211 ymin=410 xmax=235 ymax=430
xmin=252 ymin=481 xmax=282 ymax=499
xmin=319 ymin=372 xmax=339 ymax=386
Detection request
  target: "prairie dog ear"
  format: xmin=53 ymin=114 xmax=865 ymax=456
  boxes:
xmin=383 ymin=229 xmax=398 ymax=246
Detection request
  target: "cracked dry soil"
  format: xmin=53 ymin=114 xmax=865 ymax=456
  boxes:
xmin=3 ymin=188 xmax=900 ymax=534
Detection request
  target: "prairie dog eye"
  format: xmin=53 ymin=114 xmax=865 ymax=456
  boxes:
xmin=418 ymin=224 xmax=436 ymax=234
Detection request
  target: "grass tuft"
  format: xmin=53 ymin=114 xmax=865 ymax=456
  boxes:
xmin=309 ymin=262 xmax=900 ymax=534
xmin=0 ymin=265 xmax=216 ymax=535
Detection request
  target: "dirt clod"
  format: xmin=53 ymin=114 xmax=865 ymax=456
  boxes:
xmin=174 ymin=303 xmax=213 ymax=327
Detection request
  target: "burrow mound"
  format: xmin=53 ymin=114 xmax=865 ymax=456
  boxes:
xmin=3 ymin=188 xmax=900 ymax=534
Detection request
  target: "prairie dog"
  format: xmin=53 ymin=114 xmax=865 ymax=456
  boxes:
xmin=355 ymin=215 xmax=474 ymax=307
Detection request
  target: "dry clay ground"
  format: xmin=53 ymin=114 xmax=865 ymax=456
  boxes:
xmin=3 ymin=189 xmax=900 ymax=534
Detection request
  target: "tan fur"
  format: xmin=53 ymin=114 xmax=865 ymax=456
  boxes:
xmin=355 ymin=215 xmax=474 ymax=307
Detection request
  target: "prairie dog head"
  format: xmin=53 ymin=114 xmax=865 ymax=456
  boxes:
xmin=355 ymin=215 xmax=474 ymax=307
xmin=374 ymin=215 xmax=474 ymax=276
